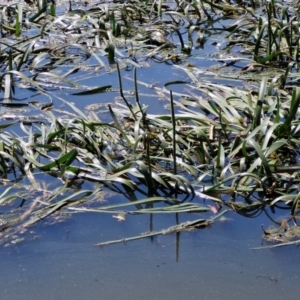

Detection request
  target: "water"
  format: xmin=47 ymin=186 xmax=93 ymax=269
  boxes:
xmin=0 ymin=209 xmax=299 ymax=300
xmin=61 ymin=64 xmax=184 ymax=114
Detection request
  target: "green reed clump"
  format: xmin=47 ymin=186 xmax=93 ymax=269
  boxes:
xmin=1 ymin=0 xmax=300 ymax=248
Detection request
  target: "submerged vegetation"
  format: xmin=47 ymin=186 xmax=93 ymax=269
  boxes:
xmin=1 ymin=0 xmax=300 ymax=248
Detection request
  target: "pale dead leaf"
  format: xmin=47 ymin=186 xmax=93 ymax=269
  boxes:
xmin=208 ymin=205 xmax=218 ymax=214
xmin=112 ymin=214 xmax=126 ymax=221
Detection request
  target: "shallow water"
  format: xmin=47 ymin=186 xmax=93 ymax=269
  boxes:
xmin=0 ymin=209 xmax=299 ymax=300
xmin=0 ymin=2 xmax=299 ymax=299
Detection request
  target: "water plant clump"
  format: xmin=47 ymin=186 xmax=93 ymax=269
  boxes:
xmin=1 ymin=0 xmax=300 ymax=247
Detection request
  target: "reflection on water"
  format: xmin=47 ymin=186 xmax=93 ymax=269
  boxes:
xmin=0 ymin=211 xmax=299 ymax=300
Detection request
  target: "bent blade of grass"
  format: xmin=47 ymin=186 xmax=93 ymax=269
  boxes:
xmin=159 ymin=172 xmax=195 ymax=194
xmin=136 ymin=161 xmax=154 ymax=197
xmin=93 ymin=196 xmax=178 ymax=210
xmin=228 ymin=124 xmax=263 ymax=158
xmin=284 ymin=87 xmax=300 ymax=127
xmin=24 ymin=163 xmax=39 ymax=190
xmin=108 ymin=105 xmax=132 ymax=147
xmin=26 ymin=190 xmax=98 ymax=227
xmin=56 ymin=97 xmax=88 ymax=119
xmin=150 ymin=173 xmax=169 ymax=189
xmin=231 ymin=172 xmax=262 ymax=191
xmin=0 ymin=151 xmax=25 ymax=174
xmin=133 ymin=119 xmax=143 ymax=145
xmin=1 ymin=70 xmax=46 ymax=94
xmin=59 ymin=148 xmax=78 ymax=177
xmin=30 ymin=52 xmax=50 ymax=70
xmin=29 ymin=2 xmax=47 ymax=22
xmin=245 ymin=139 xmax=273 ymax=180
xmin=270 ymin=194 xmax=299 ymax=206
xmin=17 ymin=40 xmax=38 ymax=71
xmin=291 ymin=192 xmax=300 ymax=215
xmin=0 ymin=187 xmax=16 ymax=205
xmin=253 ymin=21 xmax=268 ymax=61
xmin=150 ymin=156 xmax=198 ymax=177
xmin=136 ymin=204 xmax=210 ymax=214
xmin=72 ymin=85 xmax=112 ymax=95
xmin=91 ymin=52 xmax=106 ymax=67
xmin=207 ymin=92 xmax=238 ymax=122
xmin=39 ymin=149 xmax=78 ymax=171
xmin=0 ymin=193 xmax=21 ymax=206
xmin=77 ymin=172 xmax=135 ymax=189
xmin=263 ymin=139 xmax=286 ymax=157
xmin=104 ymin=177 xmax=136 ymax=189
xmin=203 ymin=172 xmax=262 ymax=193
xmin=252 ymin=77 xmax=267 ymax=130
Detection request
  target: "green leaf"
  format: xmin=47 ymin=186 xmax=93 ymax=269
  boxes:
xmin=72 ymin=85 xmax=112 ymax=95
xmin=39 ymin=149 xmax=78 ymax=172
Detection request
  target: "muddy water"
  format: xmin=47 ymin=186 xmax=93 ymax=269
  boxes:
xmin=0 ymin=211 xmax=299 ymax=300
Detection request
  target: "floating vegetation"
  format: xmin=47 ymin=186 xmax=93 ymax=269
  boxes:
xmin=251 ymin=218 xmax=300 ymax=249
xmin=94 ymin=210 xmax=229 ymax=246
xmin=1 ymin=0 xmax=300 ymax=248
